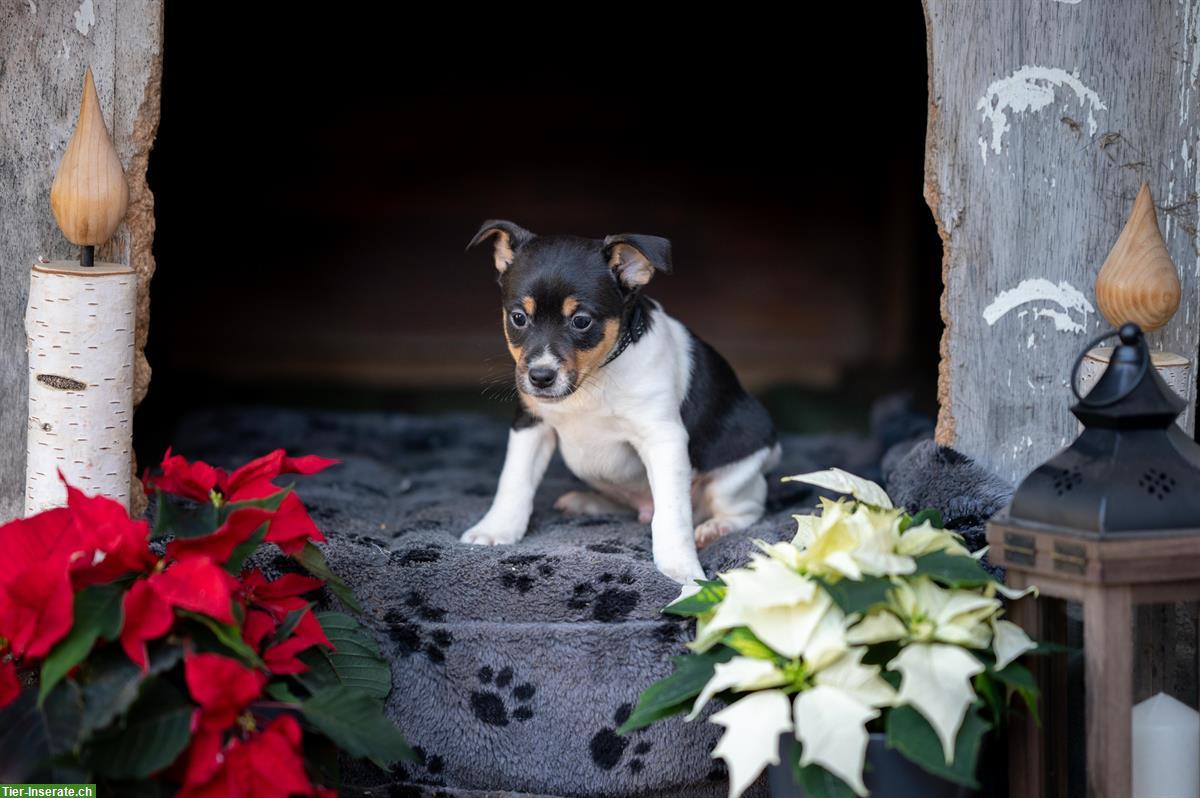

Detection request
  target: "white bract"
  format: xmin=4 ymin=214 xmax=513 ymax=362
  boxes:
xmin=668 ymin=471 xmax=1039 ymax=798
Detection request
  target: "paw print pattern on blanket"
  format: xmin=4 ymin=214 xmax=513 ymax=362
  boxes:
xmin=498 ymin=553 xmax=558 ymax=593
xmin=590 ymin=703 xmax=653 ymax=773
xmin=385 ymin=598 xmax=453 ymax=664
xmin=392 ymin=744 xmax=447 ymax=787
xmin=470 ymin=666 xmax=536 ymax=726
xmin=568 ymin=572 xmax=640 ymax=622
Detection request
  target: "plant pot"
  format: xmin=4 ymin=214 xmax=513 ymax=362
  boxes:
xmin=768 ymin=733 xmax=979 ymax=797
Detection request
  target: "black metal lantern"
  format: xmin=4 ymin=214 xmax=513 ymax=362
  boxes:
xmin=988 ymin=322 xmax=1200 ymax=798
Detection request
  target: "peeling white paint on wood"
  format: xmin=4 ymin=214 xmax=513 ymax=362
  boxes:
xmin=982 ymin=278 xmax=1095 ymax=333
xmin=927 ymin=1 xmax=1200 ymax=486
xmin=976 ymin=65 xmax=1107 ymax=163
xmin=73 ymin=0 xmax=94 ymax=36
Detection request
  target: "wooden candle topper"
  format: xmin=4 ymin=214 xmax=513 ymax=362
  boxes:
xmin=25 ymin=67 xmax=135 ymax=515
xmin=1079 ymin=183 xmax=1192 ymax=430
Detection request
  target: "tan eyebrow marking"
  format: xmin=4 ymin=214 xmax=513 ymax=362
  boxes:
xmin=522 ymin=296 xmax=536 ymax=316
xmin=562 ymin=296 xmax=579 ymax=317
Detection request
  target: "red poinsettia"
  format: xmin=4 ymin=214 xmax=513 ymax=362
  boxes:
xmin=0 ymin=654 xmax=18 ymax=709
xmin=145 ymin=450 xmax=338 ymax=555
xmin=0 ymin=507 xmax=78 ymax=660
xmin=242 ymin=607 xmax=332 ymax=674
xmin=184 ymin=652 xmax=268 ymax=732
xmin=179 ymin=715 xmax=315 ymax=798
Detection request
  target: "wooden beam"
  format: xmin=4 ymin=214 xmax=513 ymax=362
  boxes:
xmin=924 ymin=0 xmax=1200 ymax=483
xmin=0 ymin=0 xmax=163 ymax=519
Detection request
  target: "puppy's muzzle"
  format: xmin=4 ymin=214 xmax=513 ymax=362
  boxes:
xmin=527 ymin=366 xmax=557 ymax=389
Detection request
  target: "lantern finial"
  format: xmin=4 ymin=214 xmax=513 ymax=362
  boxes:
xmin=1095 ymin=183 xmax=1181 ymax=332
xmin=49 ymin=66 xmax=129 ymax=267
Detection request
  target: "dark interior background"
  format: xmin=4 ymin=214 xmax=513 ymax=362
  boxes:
xmin=137 ymin=7 xmax=942 ymax=462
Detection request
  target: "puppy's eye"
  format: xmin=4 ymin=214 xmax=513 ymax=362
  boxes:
xmin=510 ymin=311 xmax=528 ymax=328
xmin=571 ymin=314 xmax=593 ymax=331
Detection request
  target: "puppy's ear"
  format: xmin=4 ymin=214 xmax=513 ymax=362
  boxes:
xmin=603 ymin=233 xmax=672 ymax=288
xmin=468 ymin=220 xmax=534 ymax=274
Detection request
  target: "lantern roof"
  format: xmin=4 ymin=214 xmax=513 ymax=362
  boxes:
xmin=1007 ymin=324 xmax=1200 ymax=537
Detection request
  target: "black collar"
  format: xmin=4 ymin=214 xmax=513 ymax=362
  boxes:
xmin=600 ymin=296 xmax=649 ymax=368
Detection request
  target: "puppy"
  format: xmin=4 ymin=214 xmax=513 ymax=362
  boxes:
xmin=461 ymin=220 xmax=779 ymax=584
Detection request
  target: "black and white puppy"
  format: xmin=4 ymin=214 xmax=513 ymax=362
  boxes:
xmin=461 ymin=220 xmax=779 ymax=584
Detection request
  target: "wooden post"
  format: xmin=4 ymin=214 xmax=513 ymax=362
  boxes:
xmin=0 ymin=2 xmax=162 ymax=521
xmin=924 ymin=1 xmax=1200 ymax=484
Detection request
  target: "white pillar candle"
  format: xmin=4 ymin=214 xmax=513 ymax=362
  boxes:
xmin=25 ymin=261 xmax=136 ymax=514
xmin=1133 ymin=692 xmax=1200 ymax=798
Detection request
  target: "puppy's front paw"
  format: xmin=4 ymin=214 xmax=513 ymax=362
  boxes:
xmin=461 ymin=522 xmax=523 ymax=546
xmin=654 ymin=549 xmax=706 ymax=585
xmin=694 ymin=518 xmax=737 ymax=549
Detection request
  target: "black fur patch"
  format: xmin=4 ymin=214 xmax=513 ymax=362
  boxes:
xmin=680 ymin=331 xmax=777 ymax=472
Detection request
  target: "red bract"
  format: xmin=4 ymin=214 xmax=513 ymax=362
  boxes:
xmin=166 ymin=508 xmax=273 ymax=565
xmin=149 ymin=557 xmax=240 ymax=625
xmin=0 ymin=508 xmax=77 ymax=658
xmin=0 ymin=655 xmax=18 ymax=710
xmin=64 ymin=484 xmax=155 ymax=587
xmin=178 ymin=715 xmax=317 ymax=798
xmin=221 ymin=450 xmax=338 ymax=501
xmin=240 ymin=606 xmax=332 ymax=675
xmin=184 ymin=652 xmax=267 ymax=732
xmin=239 ymin=570 xmax=324 ymax=619
xmin=119 ymin=579 xmax=175 ymax=670
xmin=144 ymin=448 xmax=223 ymax=502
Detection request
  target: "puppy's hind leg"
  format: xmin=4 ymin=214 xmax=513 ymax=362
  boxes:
xmin=554 ymin=490 xmax=633 ymax=517
xmin=693 ymin=446 xmax=774 ymax=549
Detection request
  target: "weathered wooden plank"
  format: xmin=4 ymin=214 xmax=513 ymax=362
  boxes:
xmin=925 ymin=0 xmax=1200 ymax=484
xmin=0 ymin=0 xmax=162 ymax=520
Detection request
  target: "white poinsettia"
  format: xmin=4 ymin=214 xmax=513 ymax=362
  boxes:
xmin=695 ymin=558 xmax=833 ymax=658
xmin=987 ymin=581 xmax=1039 ymax=601
xmin=793 ymin=686 xmax=878 ymax=797
xmin=803 ymin=602 xmax=851 ymax=671
xmin=889 ymin=643 xmax=985 ymax=764
xmin=782 ymin=468 xmax=894 ymax=508
xmin=814 ymin=647 xmax=897 ymax=709
xmin=688 ymin=657 xmax=788 ymax=720
xmin=890 ymin=577 xmax=999 ymax=649
xmin=895 ymin=521 xmax=971 ymax=557
xmin=991 ymin=618 xmax=1036 ymax=670
xmin=789 ymin=499 xmax=915 ymax=579
xmin=846 ymin=609 xmax=908 ymax=645
xmin=710 ymin=690 xmax=794 ymax=798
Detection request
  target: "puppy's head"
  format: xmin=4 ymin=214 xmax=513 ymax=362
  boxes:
xmin=469 ymin=220 xmax=671 ymax=401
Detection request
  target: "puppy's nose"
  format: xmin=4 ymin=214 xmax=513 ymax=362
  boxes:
xmin=528 ymin=366 xmax=557 ymax=389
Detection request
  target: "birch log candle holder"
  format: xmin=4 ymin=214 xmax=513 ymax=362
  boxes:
xmin=1077 ymin=183 xmax=1192 ymax=430
xmin=25 ymin=67 xmax=135 ymax=515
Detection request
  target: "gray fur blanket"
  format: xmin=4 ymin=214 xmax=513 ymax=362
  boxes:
xmin=172 ymin=408 xmax=1009 ymax=798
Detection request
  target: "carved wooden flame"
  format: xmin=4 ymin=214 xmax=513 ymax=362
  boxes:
xmin=49 ymin=67 xmax=128 ymax=246
xmin=1095 ymin=183 xmax=1181 ymax=332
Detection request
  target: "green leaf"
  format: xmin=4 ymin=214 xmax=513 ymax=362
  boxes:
xmin=721 ymin=628 xmax=777 ymax=660
xmin=990 ymin=661 xmax=1040 ymax=725
xmin=78 ymin=643 xmax=182 ymax=738
xmin=909 ymin=508 xmax=944 ymax=529
xmin=0 ymin=682 xmax=84 ymax=782
xmin=301 ymin=686 xmax=415 ymax=768
xmin=973 ymin=672 xmax=1004 ymax=727
xmin=84 ymin=678 xmax=193 ymax=779
xmin=272 ymin=602 xmax=314 ymax=647
xmin=816 ymin=575 xmax=894 ymax=615
xmin=617 ymin=648 xmax=736 ymax=735
xmin=294 ymin=612 xmax=391 ymax=699
xmin=152 ymin=491 xmax=219 ymax=540
xmin=266 ymin=681 xmax=304 ymax=703
xmin=179 ymin=610 xmax=263 ymax=667
xmin=224 ymin=524 xmax=268 ymax=574
xmin=885 ymin=704 xmax=990 ymax=788
xmin=662 ymin=580 xmax=727 ymax=617
xmin=296 ymin=542 xmax=363 ymax=614
xmin=40 ymin=584 xmax=125 ymax=705
xmin=219 ymin=486 xmax=292 ymax=522
xmin=913 ymin=551 xmax=993 ymax=588
xmin=797 ymin=763 xmax=858 ymax=798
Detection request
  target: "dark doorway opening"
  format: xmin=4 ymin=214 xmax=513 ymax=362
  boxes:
xmin=139 ymin=7 xmax=942 ymax=462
